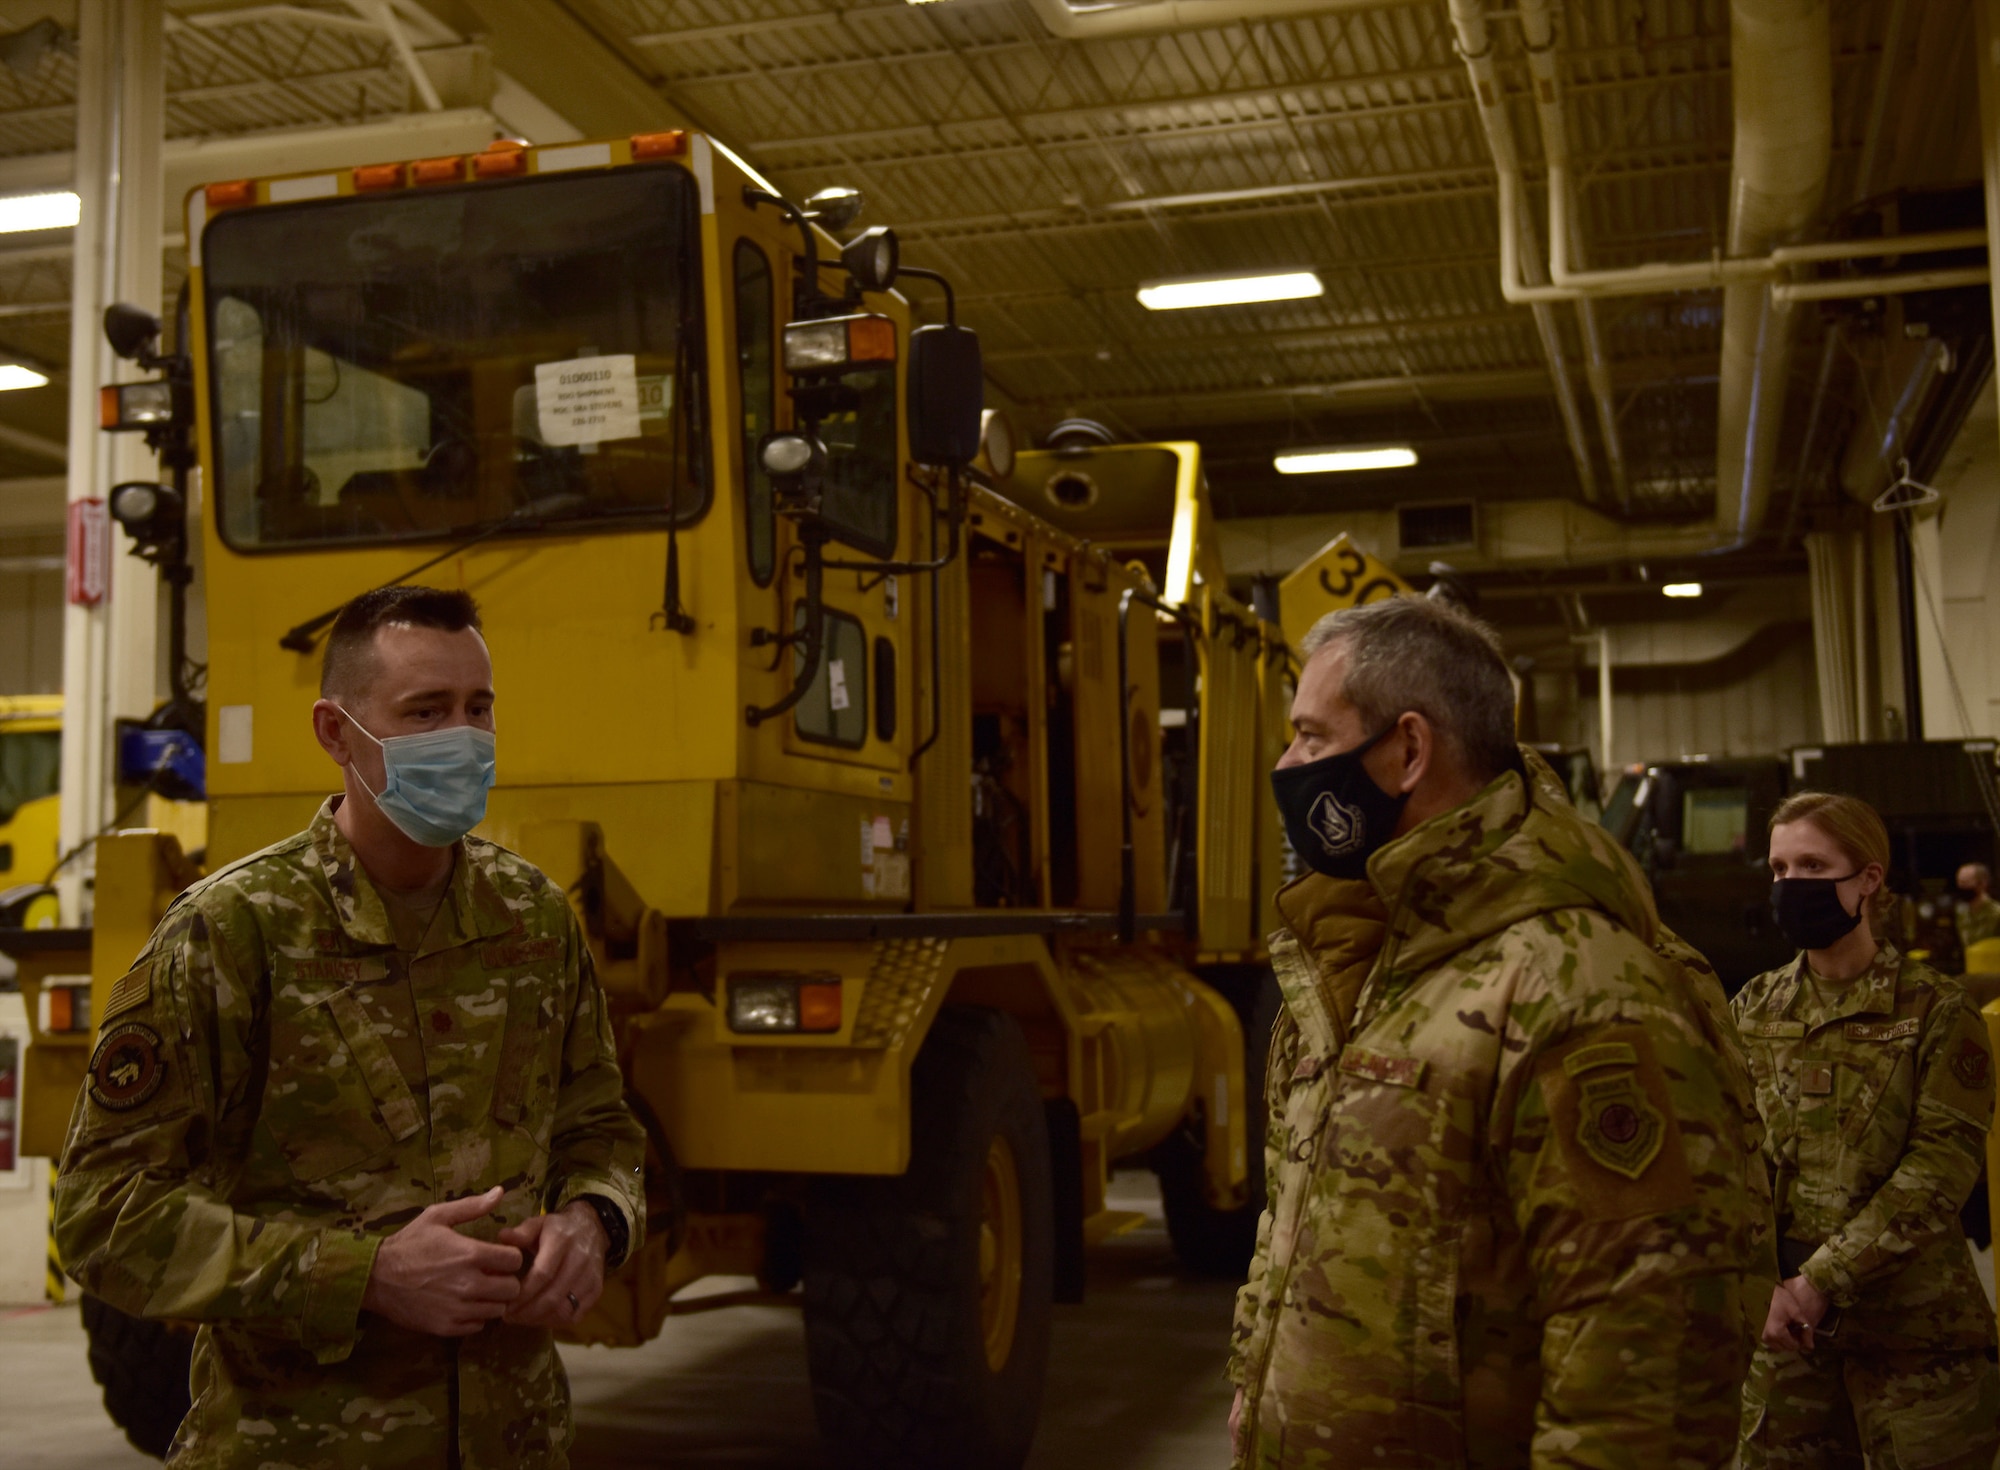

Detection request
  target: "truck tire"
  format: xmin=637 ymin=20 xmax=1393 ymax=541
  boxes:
xmin=1152 ymin=968 xmax=1279 ymax=1278
xmin=80 ymin=1294 xmax=193 ymax=1460
xmin=803 ymin=1005 xmax=1054 ymax=1470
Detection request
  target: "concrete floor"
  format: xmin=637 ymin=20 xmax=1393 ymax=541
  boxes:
xmin=0 ymin=1172 xmax=1239 ymax=1470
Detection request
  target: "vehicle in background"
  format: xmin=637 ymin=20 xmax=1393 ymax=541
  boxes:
xmin=6 ymin=131 xmax=1400 ymax=1469
xmin=0 ymin=695 xmax=62 ymax=930
xmin=1600 ymin=741 xmax=1999 ymax=991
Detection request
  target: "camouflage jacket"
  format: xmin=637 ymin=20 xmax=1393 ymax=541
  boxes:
xmin=1229 ymin=756 xmax=1771 ymax=1469
xmin=1959 ymin=895 xmax=2000 ymax=950
xmin=1733 ymin=943 xmax=1995 ymax=1352
xmin=54 ymin=799 xmax=646 ymax=1469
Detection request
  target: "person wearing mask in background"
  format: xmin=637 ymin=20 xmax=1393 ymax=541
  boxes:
xmin=55 ymin=585 xmax=645 ymax=1469
xmin=1955 ymin=862 xmax=2000 ymax=952
xmin=1735 ymin=792 xmax=1998 ymax=1470
xmin=1226 ymin=595 xmax=1770 ymax=1469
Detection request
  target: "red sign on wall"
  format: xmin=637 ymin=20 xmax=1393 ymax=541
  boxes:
xmin=67 ymin=497 xmax=108 ymax=606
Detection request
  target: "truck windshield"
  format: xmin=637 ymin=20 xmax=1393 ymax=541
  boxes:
xmin=201 ymin=166 xmax=708 ymax=551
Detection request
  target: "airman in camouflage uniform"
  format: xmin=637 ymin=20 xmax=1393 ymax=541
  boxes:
xmin=56 ymin=579 xmax=645 ymax=1470
xmin=1734 ymin=942 xmax=2000 ymax=1468
xmin=1228 ymin=749 xmax=1771 ymax=1467
xmin=55 ymin=799 xmax=644 ymax=1467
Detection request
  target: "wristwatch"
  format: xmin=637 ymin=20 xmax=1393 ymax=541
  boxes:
xmin=576 ymin=1193 xmax=629 ymax=1268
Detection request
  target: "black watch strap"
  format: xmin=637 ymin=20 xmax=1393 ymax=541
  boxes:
xmin=578 ymin=1193 xmax=629 ymax=1268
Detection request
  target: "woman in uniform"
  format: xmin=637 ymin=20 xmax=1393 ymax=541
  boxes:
xmin=1735 ymin=791 xmax=2000 ymax=1469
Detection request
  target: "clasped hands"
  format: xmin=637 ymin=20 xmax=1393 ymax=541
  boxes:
xmin=1760 ymin=1273 xmax=1831 ymax=1352
xmin=361 ymin=1186 xmax=610 ymax=1338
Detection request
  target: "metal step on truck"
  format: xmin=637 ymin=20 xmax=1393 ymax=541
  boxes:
xmin=2 ymin=130 xmax=1403 ymax=1468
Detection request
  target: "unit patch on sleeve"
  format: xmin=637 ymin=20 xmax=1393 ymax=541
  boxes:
xmin=1952 ymin=1037 xmax=1991 ymax=1090
xmin=87 ymin=1021 xmax=166 ymax=1111
xmin=1574 ymin=1070 xmax=1666 ymax=1180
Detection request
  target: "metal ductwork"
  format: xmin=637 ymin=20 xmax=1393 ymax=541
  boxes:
xmin=1444 ymin=0 xmax=1832 ymax=565
xmin=1714 ymin=0 xmax=1833 ymax=551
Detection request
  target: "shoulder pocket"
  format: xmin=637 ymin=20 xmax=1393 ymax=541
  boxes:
xmin=490 ymin=966 xmax=564 ymax=1129
xmin=266 ymin=987 xmax=420 ymax=1183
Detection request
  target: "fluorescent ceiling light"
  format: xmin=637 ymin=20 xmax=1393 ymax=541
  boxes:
xmin=1138 ymin=269 xmax=1322 ymax=310
xmin=0 ymin=191 xmax=78 ymax=234
xmin=0 ymin=364 xmax=49 ymax=390
xmin=1274 ymin=445 xmax=1419 ymax=475
xmin=1663 ymin=582 xmax=1703 ymax=598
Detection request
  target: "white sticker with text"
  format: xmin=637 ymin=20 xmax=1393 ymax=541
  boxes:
xmin=535 ymin=354 xmax=641 ymax=446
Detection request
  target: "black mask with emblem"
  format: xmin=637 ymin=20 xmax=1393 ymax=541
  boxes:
xmin=1770 ymin=872 xmax=1864 ymax=951
xmin=1270 ymin=723 xmax=1409 ymax=881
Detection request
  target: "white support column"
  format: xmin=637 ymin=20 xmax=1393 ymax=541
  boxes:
xmin=1979 ymin=1 xmax=2000 ymax=434
xmin=56 ymin=0 xmax=162 ymax=922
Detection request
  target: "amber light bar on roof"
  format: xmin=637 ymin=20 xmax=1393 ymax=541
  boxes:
xmin=199 ymin=132 xmax=694 ymax=213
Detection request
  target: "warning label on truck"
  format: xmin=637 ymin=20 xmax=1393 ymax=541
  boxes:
xmin=535 ymin=354 xmax=641 ymax=446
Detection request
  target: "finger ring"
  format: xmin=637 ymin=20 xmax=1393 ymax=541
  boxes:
xmin=567 ymin=1292 xmax=580 ymax=1313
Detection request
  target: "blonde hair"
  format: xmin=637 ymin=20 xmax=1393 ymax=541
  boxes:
xmin=1769 ymin=791 xmax=1893 ymax=918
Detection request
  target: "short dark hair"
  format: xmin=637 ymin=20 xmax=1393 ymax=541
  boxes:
xmin=1301 ymin=595 xmax=1517 ymax=782
xmin=320 ymin=586 xmax=483 ymax=699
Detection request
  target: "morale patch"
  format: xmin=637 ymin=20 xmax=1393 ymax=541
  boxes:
xmin=479 ymin=936 xmax=562 ymax=969
xmin=1561 ymin=1041 xmax=1639 ymax=1077
xmin=1748 ymin=1020 xmax=1807 ymax=1039
xmin=1845 ymin=1018 xmax=1919 ymax=1042
xmin=1338 ymin=1048 xmax=1426 ymax=1089
xmin=88 ymin=1021 xmax=165 ymax=1111
xmin=1799 ymin=1064 xmax=1835 ymax=1096
xmin=99 ymin=962 xmax=152 ymax=1024
xmin=1952 ymin=1038 xmax=1991 ymax=1090
xmin=1574 ymin=1071 xmax=1665 ymax=1179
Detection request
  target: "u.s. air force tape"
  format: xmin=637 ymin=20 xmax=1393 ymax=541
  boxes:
xmin=88 ymin=1020 xmax=166 ymax=1111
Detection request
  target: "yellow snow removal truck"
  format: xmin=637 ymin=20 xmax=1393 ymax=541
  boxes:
xmin=8 ymin=131 xmax=1398 ymax=1466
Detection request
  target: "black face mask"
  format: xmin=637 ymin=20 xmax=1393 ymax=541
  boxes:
xmin=1270 ymin=724 xmax=1410 ymax=881
xmin=1770 ymin=873 xmax=1863 ymax=952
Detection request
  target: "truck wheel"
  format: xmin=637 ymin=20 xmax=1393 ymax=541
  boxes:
xmin=1152 ymin=968 xmax=1278 ymax=1278
xmin=80 ymin=1294 xmax=193 ymax=1460
xmin=803 ymin=1005 xmax=1054 ymax=1470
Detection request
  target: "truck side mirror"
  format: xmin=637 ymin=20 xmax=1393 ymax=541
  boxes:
xmin=907 ymin=323 xmax=982 ymax=468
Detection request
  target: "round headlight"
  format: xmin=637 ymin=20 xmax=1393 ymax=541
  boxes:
xmin=762 ymin=434 xmax=816 ymax=477
xmin=109 ymin=482 xmax=159 ymax=527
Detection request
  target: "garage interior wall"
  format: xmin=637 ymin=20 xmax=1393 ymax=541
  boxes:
xmin=1915 ymin=392 xmax=2000 ymax=741
xmin=0 ymin=532 xmax=62 ymax=692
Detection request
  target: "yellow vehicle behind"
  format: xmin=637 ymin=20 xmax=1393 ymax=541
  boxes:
xmin=8 ymin=130 xmax=1384 ymax=1466
xmin=0 ymin=694 xmax=62 ymax=929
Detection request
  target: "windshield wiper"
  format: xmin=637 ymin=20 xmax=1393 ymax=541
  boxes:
xmin=277 ymin=491 xmax=590 ymax=653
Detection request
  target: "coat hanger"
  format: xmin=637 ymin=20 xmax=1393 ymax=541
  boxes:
xmin=1872 ymin=458 xmax=1942 ymax=513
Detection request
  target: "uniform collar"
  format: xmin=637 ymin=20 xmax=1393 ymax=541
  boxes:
xmin=1779 ymin=940 xmax=1902 ymax=1025
xmin=309 ymin=797 xmax=517 ymax=952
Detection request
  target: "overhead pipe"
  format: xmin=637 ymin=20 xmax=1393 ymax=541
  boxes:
xmin=1518 ymin=0 xmax=1628 ymax=506
xmin=1445 ymin=0 xmax=1602 ymax=503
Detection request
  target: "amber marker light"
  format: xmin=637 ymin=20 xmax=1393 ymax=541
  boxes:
xmin=203 ymin=179 xmax=255 ymax=210
xmin=474 ymin=140 xmax=529 ymax=178
xmin=797 ymin=981 xmax=844 ymax=1033
xmin=848 ymin=316 xmax=897 ymax=363
xmin=630 ymin=130 xmax=688 ymax=159
xmin=412 ymin=155 xmax=466 ymax=186
xmin=353 ymin=162 xmax=405 ymax=192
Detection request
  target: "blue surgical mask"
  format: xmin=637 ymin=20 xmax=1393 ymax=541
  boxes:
xmin=340 ymin=709 xmax=496 ymax=847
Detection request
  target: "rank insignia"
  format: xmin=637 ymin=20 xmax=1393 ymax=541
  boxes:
xmin=1575 ymin=1071 xmax=1665 ymax=1180
xmin=1952 ymin=1038 xmax=1991 ymax=1090
xmin=88 ymin=1021 xmax=166 ymax=1111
